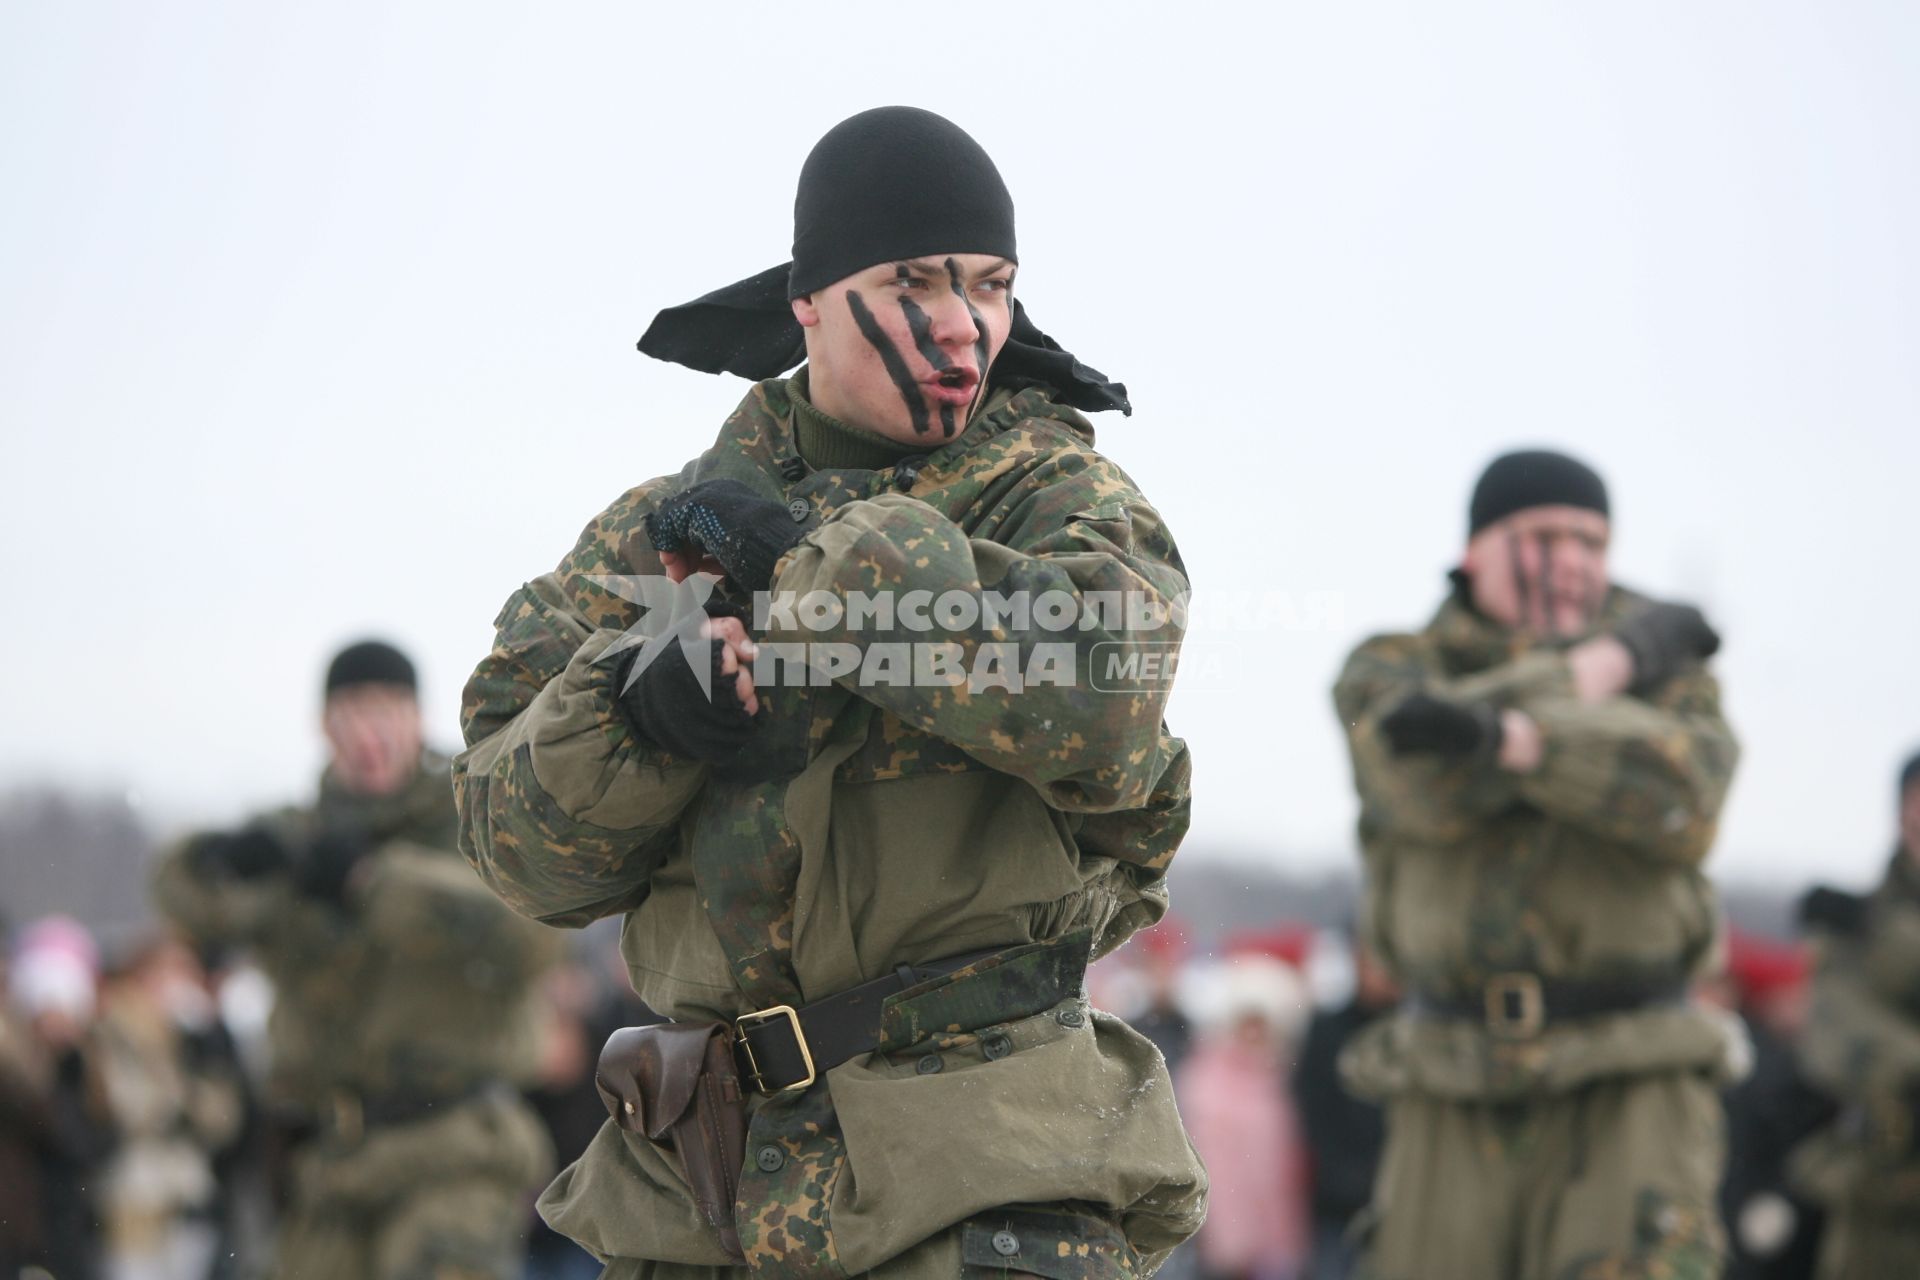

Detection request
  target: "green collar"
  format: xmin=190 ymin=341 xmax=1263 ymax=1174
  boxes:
xmin=318 ymin=751 xmax=448 ymax=838
xmin=787 ymin=371 xmax=920 ymax=471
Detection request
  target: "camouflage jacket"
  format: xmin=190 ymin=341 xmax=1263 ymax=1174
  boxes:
xmin=1331 ymin=584 xmax=1743 ymax=1100
xmin=152 ymin=754 xmax=559 ymax=1109
xmin=453 ymin=376 xmax=1205 ymax=1276
xmin=1793 ymin=851 xmax=1920 ymax=1208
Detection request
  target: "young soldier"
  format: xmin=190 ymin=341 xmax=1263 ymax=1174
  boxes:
xmin=154 ymin=641 xmax=557 ymax=1280
xmin=452 ymin=107 xmax=1204 ymax=1278
xmin=1794 ymin=750 xmax=1920 ymax=1278
xmin=1331 ymin=450 xmax=1742 ymax=1280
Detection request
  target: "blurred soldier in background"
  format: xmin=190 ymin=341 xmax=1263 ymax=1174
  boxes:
xmin=1332 ymin=450 xmax=1742 ymax=1280
xmin=1793 ymin=749 xmax=1920 ymax=1279
xmin=152 ymin=640 xmax=557 ymax=1280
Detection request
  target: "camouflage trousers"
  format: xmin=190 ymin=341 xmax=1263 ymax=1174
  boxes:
xmin=274 ymin=1090 xmax=555 ymax=1280
xmin=1359 ymin=1069 xmax=1725 ymax=1280
xmin=595 ymin=1202 xmax=1142 ymax=1280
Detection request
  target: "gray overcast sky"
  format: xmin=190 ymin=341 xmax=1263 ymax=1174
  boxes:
xmin=3 ymin=2 xmax=1915 ymax=887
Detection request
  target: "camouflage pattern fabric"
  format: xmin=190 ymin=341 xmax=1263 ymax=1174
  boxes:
xmin=150 ymin=757 xmax=560 ymax=1276
xmin=274 ymin=1089 xmax=554 ymax=1280
xmin=1331 ymin=586 xmax=1743 ymax=1101
xmin=1793 ymin=850 xmax=1920 ymax=1278
xmin=455 ymin=374 xmax=1204 ymax=1274
xmin=1357 ymin=1071 xmax=1726 ymax=1280
xmin=594 ymin=1201 xmax=1141 ymax=1279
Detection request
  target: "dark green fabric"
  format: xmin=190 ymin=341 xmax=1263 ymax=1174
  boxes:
xmin=787 ymin=371 xmax=918 ymax=472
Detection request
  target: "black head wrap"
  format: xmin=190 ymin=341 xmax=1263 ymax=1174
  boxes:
xmin=638 ymin=106 xmax=1129 ymax=415
xmin=1900 ymin=750 xmax=1920 ymax=798
xmin=325 ymin=640 xmax=416 ymax=697
xmin=1468 ymin=449 xmax=1611 ymax=536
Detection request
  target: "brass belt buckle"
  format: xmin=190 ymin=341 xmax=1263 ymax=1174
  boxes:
xmin=734 ymin=1005 xmax=817 ymax=1094
xmin=1484 ymin=973 xmax=1545 ymax=1040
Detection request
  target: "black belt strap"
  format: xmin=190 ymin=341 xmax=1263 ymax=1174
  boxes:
xmin=1407 ymin=972 xmax=1687 ymax=1039
xmin=733 ymin=946 xmax=1009 ymax=1093
xmin=323 ymin=1079 xmax=507 ymax=1142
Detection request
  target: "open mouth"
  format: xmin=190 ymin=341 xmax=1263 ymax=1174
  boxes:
xmin=936 ymin=368 xmax=975 ymax=389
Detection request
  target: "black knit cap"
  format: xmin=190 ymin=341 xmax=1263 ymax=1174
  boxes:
xmin=787 ymin=106 xmax=1016 ymax=300
xmin=324 ymin=640 xmax=416 ymax=697
xmin=1900 ymin=750 xmax=1920 ymax=797
xmin=1469 ymin=449 xmax=1611 ymax=536
xmin=636 ymin=107 xmax=1129 ymax=415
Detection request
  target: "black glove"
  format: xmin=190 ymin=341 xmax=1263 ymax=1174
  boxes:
xmin=190 ymin=828 xmax=292 ymax=880
xmin=618 ymin=615 xmax=761 ymax=766
xmin=293 ymin=824 xmax=373 ymax=906
xmin=1378 ymin=693 xmax=1503 ymax=759
xmin=1611 ymin=601 xmax=1721 ymax=695
xmin=645 ymin=479 xmax=808 ymax=594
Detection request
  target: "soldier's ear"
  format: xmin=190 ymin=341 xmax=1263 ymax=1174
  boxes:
xmin=791 ymin=295 xmax=822 ymax=329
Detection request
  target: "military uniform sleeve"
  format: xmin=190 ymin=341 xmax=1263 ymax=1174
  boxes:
xmin=1332 ymin=635 xmax=1564 ymax=843
xmin=1076 ymin=728 xmax=1191 ymax=958
xmin=764 ymin=451 xmax=1184 ymax=815
xmin=454 ymin=483 xmax=706 ymax=929
xmin=150 ymin=835 xmax=289 ymax=948
xmin=358 ymin=841 xmax=564 ymax=984
xmin=1509 ymin=665 xmax=1739 ymax=865
xmin=1798 ymin=933 xmax=1920 ymax=1101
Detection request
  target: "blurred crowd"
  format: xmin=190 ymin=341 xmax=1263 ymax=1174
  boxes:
xmin=0 ymin=914 xmax=649 ymax=1280
xmin=0 ymin=891 xmax=1890 ymax=1280
xmin=1086 ymin=917 xmax=1840 ymax=1280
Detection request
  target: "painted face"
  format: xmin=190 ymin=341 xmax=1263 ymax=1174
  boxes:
xmin=791 ymin=253 xmax=1016 ymax=445
xmin=1461 ymin=505 xmax=1612 ymax=639
xmin=322 ymin=683 xmax=423 ymax=797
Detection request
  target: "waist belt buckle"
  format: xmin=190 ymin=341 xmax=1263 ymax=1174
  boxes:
xmin=1485 ymin=972 xmax=1545 ymax=1040
xmin=734 ymin=1005 xmax=817 ymax=1094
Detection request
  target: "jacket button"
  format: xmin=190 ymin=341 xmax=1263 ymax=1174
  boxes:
xmin=991 ymin=1230 xmax=1020 ymax=1257
xmin=787 ymin=499 xmax=810 ymax=522
xmin=982 ymin=1033 xmax=1013 ymax=1061
xmin=779 ymin=457 xmax=807 ymax=481
xmin=1057 ymin=1009 xmax=1085 ymax=1028
xmin=756 ymin=1145 xmax=785 ymax=1172
xmin=915 ymin=1054 xmax=943 ymax=1075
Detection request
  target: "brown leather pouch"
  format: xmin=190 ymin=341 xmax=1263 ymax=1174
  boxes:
xmin=595 ymin=1022 xmax=748 ymax=1261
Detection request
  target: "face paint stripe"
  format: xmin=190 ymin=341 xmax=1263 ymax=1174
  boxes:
xmin=1535 ymin=531 xmax=1557 ymax=637
xmin=946 ymin=257 xmax=993 ymax=428
xmin=845 ymin=288 xmax=931 ymax=437
xmin=898 ymin=297 xmax=957 ymax=438
xmin=1507 ymin=530 xmax=1532 ymax=634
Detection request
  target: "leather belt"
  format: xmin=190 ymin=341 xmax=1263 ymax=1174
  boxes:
xmin=732 ymin=947 xmax=1009 ymax=1093
xmin=1406 ymin=972 xmax=1687 ymax=1040
xmin=322 ymin=1079 xmax=506 ymax=1144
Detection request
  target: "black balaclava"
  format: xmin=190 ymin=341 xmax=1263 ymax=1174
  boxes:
xmin=325 ymin=640 xmax=417 ymax=697
xmin=1468 ymin=449 xmax=1611 ymax=537
xmin=638 ymin=106 xmax=1129 ymax=415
